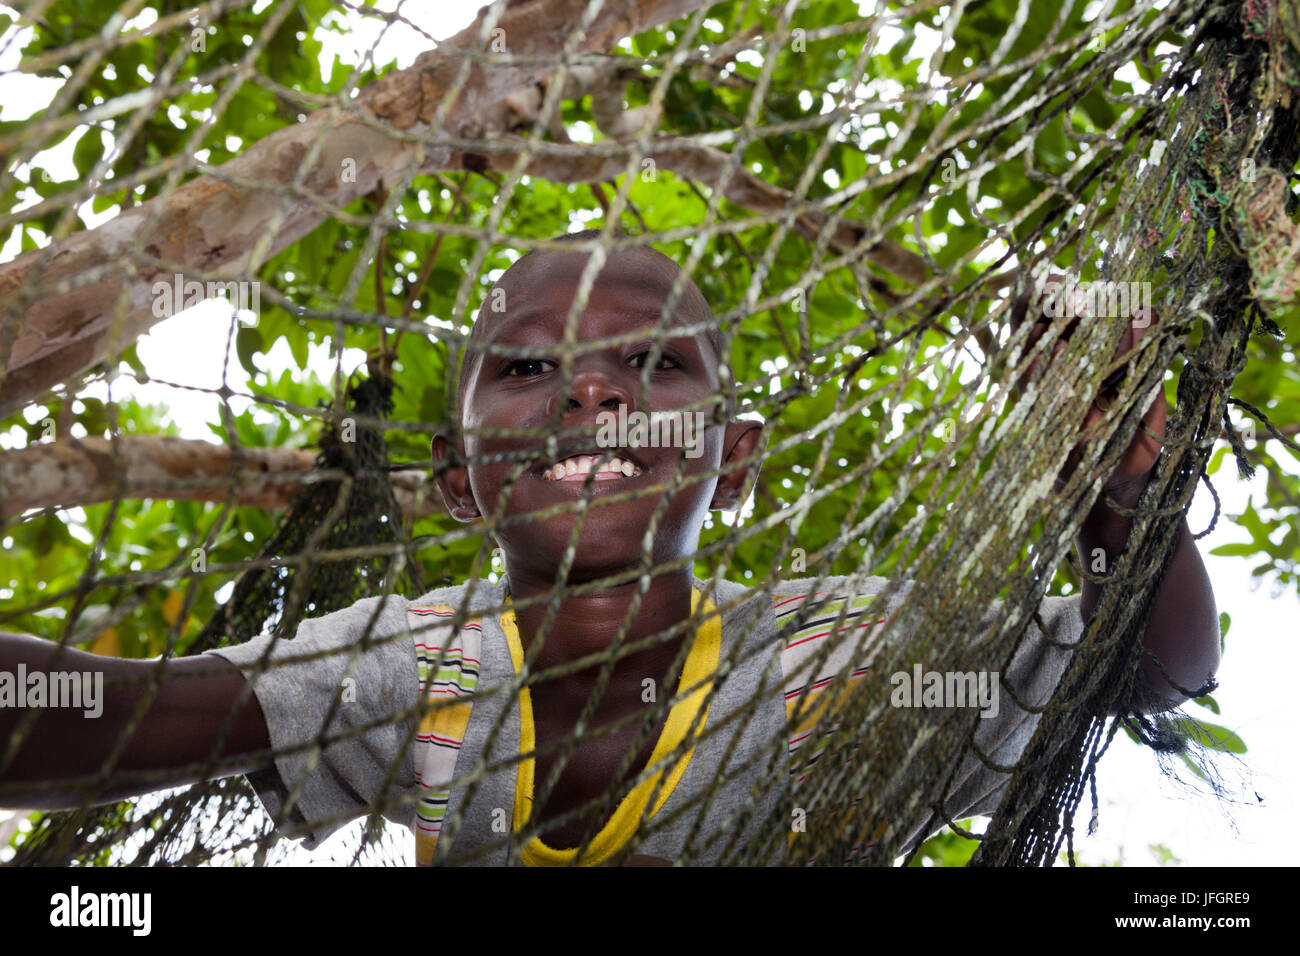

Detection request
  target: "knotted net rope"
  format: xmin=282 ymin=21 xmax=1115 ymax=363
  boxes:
xmin=0 ymin=0 xmax=1296 ymax=865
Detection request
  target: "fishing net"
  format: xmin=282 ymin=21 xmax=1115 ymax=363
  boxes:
xmin=1 ymin=0 xmax=1297 ymax=866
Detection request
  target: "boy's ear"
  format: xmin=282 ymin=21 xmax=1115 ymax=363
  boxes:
xmin=710 ymin=419 xmax=764 ymax=512
xmin=432 ymin=432 xmax=482 ymax=523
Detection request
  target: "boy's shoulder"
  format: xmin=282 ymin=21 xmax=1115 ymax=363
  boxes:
xmin=767 ymin=573 xmax=912 ymax=627
xmin=402 ymin=574 xmax=897 ymax=613
xmin=763 ymin=574 xmax=907 ymax=681
xmin=404 ymin=579 xmax=507 ymax=617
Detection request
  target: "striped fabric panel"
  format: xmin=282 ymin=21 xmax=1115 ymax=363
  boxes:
xmin=774 ymin=587 xmax=889 ymax=775
xmin=776 ymin=591 xmax=888 ymax=764
xmin=409 ymin=604 xmax=481 ymax=867
xmin=776 ymin=590 xmax=889 ymax=861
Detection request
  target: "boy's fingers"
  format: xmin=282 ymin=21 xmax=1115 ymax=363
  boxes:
xmin=1099 ymin=326 xmax=1134 ymax=395
xmin=1010 ymin=272 xmax=1069 ymax=332
xmin=1131 ymin=304 xmax=1155 ymax=334
xmin=1140 ymin=374 xmax=1168 ymax=439
xmin=1038 ymin=302 xmax=1166 ymax=488
xmin=1100 ymin=307 xmax=1158 ymax=398
xmin=1012 ymin=290 xmax=1161 ymax=430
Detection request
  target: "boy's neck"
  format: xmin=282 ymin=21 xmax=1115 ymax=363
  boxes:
xmin=504 ymin=565 xmax=696 ymax=678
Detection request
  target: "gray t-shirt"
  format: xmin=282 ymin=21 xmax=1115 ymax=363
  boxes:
xmin=206 ymin=574 xmax=1084 ymax=864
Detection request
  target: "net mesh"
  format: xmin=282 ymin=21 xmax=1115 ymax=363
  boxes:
xmin=0 ymin=0 xmax=1297 ymax=866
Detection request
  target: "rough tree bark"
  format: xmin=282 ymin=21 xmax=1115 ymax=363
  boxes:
xmin=0 ymin=0 xmax=717 ymax=417
xmin=0 ymin=0 xmax=926 ymax=526
xmin=0 ymin=435 xmax=436 ymax=518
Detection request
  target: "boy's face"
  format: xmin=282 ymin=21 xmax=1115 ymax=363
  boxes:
xmin=433 ymin=249 xmax=761 ymax=581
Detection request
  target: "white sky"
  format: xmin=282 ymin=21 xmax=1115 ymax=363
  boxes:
xmin=0 ymin=0 xmax=1296 ymax=867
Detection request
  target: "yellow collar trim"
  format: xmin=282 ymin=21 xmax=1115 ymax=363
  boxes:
xmin=500 ymin=590 xmax=720 ymax=867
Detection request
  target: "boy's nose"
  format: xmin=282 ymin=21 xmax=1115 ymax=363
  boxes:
xmin=549 ymin=368 xmax=632 ymax=417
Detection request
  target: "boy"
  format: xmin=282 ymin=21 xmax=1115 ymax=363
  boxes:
xmin=0 ymin=233 xmax=1221 ymax=865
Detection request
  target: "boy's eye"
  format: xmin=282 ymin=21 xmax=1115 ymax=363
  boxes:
xmin=505 ymin=359 xmax=556 ymax=377
xmin=629 ymin=351 xmax=681 ymax=371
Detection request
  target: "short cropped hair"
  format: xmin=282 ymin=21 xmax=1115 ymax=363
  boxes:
xmin=454 ymin=229 xmax=728 ymax=421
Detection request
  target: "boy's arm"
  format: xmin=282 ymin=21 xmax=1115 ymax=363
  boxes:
xmin=1013 ymin=286 xmax=1221 ymax=713
xmin=1076 ymin=475 xmax=1220 ymax=713
xmin=0 ymin=632 xmax=271 ymax=810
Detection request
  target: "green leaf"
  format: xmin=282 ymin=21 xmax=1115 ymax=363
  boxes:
xmin=1179 ymin=752 xmax=1210 ymax=783
xmin=1208 ymin=543 xmax=1255 ymax=557
xmin=235 ymin=325 xmax=264 ymax=377
xmin=1170 ymin=717 xmax=1246 ymax=755
xmin=73 ymin=127 xmax=105 ymax=177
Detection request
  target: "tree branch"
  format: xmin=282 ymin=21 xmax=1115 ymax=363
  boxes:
xmin=464 ymin=134 xmax=927 ymax=281
xmin=0 ymin=435 xmax=437 ymax=520
xmin=501 ymin=58 xmax=928 ymax=282
xmin=0 ymin=0 xmax=713 ymax=417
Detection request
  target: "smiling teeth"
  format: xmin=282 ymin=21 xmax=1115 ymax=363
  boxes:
xmin=542 ymin=455 xmax=643 ymax=480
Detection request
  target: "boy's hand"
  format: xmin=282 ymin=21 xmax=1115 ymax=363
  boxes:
xmin=0 ymin=633 xmax=271 ymax=810
xmin=1011 ymin=279 xmax=1166 ymax=499
xmin=1011 ymin=278 xmax=1219 ymax=716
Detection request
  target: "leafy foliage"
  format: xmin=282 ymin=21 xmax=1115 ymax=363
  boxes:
xmin=1 ymin=0 xmax=1295 ymax=864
